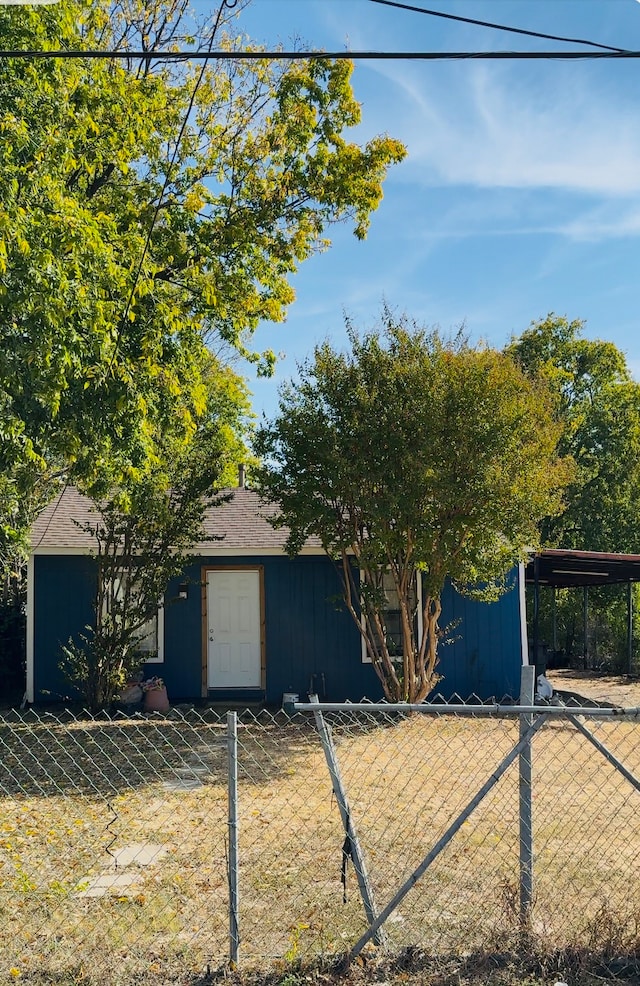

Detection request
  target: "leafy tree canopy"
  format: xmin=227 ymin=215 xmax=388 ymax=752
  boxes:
xmin=507 ymin=314 xmax=640 ymax=552
xmin=0 ymin=0 xmax=405 ymax=553
xmin=61 ymin=347 xmax=251 ymax=709
xmin=255 ymin=308 xmax=569 ymax=701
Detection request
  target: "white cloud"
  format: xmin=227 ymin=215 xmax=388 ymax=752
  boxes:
xmin=557 ymin=203 xmax=640 ymax=241
xmin=363 ymin=61 xmax=640 ymax=195
xmin=411 ymin=195 xmax=640 ymax=244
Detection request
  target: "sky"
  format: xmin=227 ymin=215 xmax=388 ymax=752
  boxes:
xmin=219 ymin=0 xmax=640 ymax=420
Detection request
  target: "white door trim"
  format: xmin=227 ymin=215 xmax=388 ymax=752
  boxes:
xmin=201 ymin=566 xmax=265 ymax=694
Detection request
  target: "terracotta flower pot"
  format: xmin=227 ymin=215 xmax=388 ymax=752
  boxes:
xmin=143 ymin=685 xmax=170 ymax=713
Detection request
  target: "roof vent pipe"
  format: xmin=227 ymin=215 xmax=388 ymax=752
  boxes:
xmin=238 ymin=463 xmax=246 ymax=489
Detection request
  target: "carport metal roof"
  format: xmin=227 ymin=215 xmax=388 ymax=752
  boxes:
xmin=525 ymin=549 xmax=640 ymax=588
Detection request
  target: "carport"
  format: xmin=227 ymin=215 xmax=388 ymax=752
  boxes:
xmin=525 ymin=549 xmax=640 ymax=675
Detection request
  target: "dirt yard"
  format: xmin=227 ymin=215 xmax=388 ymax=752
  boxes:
xmin=1 ymin=704 xmax=638 ymax=985
xmin=547 ymin=668 xmax=640 ymax=707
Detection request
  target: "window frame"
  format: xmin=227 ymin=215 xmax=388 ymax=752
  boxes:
xmin=361 ymin=570 xmax=424 ymax=664
xmin=138 ymin=603 xmax=165 ymax=663
xmin=101 ymin=571 xmax=165 ymax=664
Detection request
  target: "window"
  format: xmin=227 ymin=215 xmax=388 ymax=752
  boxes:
xmin=361 ymin=571 xmax=423 ymax=663
xmin=136 ymin=605 xmax=164 ymax=663
xmin=101 ymin=573 xmax=165 ymax=663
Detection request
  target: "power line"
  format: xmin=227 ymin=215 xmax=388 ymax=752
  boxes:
xmin=31 ymin=483 xmax=69 ymax=552
xmin=1 ymin=48 xmax=640 ymax=60
xmin=367 ymin=0 xmax=627 ymax=54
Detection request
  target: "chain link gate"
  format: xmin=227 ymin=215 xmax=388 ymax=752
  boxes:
xmin=281 ymin=693 xmax=640 ymax=963
xmin=222 ymin=681 xmax=639 ymax=965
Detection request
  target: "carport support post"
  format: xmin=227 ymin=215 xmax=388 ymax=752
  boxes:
xmin=583 ymin=585 xmax=589 ymax=670
xmin=309 ymin=695 xmax=386 ymax=947
xmin=519 ymin=664 xmax=535 ymax=927
xmin=227 ymin=711 xmax=240 ymax=966
xmin=532 ymin=554 xmax=540 ymax=673
xmin=627 ymin=581 xmax=634 ymax=676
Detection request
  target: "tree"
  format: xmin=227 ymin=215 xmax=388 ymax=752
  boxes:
xmin=0 ymin=0 xmax=405 ymax=553
xmin=506 ymin=314 xmax=640 ymax=552
xmin=60 ymin=350 xmax=250 ymax=709
xmin=507 ymin=314 xmax=640 ymax=672
xmin=255 ymin=309 xmax=569 ymax=702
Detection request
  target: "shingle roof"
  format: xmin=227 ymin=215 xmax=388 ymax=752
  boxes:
xmin=30 ymin=486 xmax=322 ymax=554
xmin=30 ymin=487 xmax=97 ymax=551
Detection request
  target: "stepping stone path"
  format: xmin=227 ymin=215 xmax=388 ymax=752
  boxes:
xmin=77 ymin=842 xmax=170 ymax=898
xmin=163 ymin=764 xmax=213 ymax=791
xmin=77 ymin=745 xmax=221 ymax=898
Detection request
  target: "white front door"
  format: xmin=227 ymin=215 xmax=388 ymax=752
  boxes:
xmin=206 ymin=569 xmax=262 ymax=688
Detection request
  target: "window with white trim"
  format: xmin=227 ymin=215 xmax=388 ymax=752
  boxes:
xmin=103 ymin=574 xmax=165 ymax=663
xmin=361 ymin=571 xmax=423 ymax=663
xmin=136 ymin=603 xmax=164 ymax=663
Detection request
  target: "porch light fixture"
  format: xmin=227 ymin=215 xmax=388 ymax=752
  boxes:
xmin=178 ymin=582 xmax=189 ymax=600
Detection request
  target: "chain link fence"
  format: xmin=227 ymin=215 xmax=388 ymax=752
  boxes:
xmin=0 ymin=695 xmax=639 ymax=983
xmin=0 ymin=709 xmax=229 ymax=982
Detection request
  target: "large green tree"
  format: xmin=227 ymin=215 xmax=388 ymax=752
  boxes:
xmin=507 ymin=314 xmax=640 ymax=671
xmin=507 ymin=314 xmax=640 ymax=552
xmin=255 ymin=309 xmax=569 ymax=702
xmin=0 ymin=0 xmax=405 ymax=554
xmin=61 ymin=346 xmax=252 ymax=709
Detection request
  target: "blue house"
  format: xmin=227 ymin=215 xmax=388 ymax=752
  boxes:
xmin=26 ymin=485 xmax=528 ymax=705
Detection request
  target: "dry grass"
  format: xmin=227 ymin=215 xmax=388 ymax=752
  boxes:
xmin=0 ymin=706 xmax=639 ymax=984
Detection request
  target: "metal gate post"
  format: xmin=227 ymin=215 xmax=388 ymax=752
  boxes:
xmin=519 ymin=665 xmax=535 ymax=926
xmin=227 ymin=711 xmax=240 ymax=966
xmin=309 ymin=695 xmax=386 ymax=946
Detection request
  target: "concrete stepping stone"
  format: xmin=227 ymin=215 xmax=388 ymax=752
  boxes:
xmin=76 ymin=842 xmax=169 ymax=898
xmin=77 ymin=872 xmax=141 ymax=898
xmin=112 ymin=842 xmax=169 ymax=867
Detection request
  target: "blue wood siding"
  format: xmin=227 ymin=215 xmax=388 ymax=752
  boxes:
xmin=259 ymin=556 xmax=379 ymax=703
xmin=434 ymin=572 xmax=524 ymax=700
xmin=32 ymin=554 xmax=524 ymax=705
xmin=33 ymin=555 xmax=97 ymax=701
xmin=166 ymin=556 xmax=380 ymax=703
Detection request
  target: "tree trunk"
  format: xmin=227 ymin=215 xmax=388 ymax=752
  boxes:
xmin=412 ymin=594 xmax=442 ymax=702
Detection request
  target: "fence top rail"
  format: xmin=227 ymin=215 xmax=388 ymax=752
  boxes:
xmin=294 ymin=702 xmax=640 ymax=718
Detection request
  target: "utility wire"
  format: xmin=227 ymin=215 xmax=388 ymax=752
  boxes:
xmin=31 ymin=482 xmax=69 ymax=551
xmin=367 ymin=0 xmax=627 ymax=54
xmin=2 ymin=48 xmax=640 ymax=60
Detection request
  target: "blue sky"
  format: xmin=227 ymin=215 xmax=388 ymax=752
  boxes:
xmin=224 ymin=0 xmax=640 ymax=419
